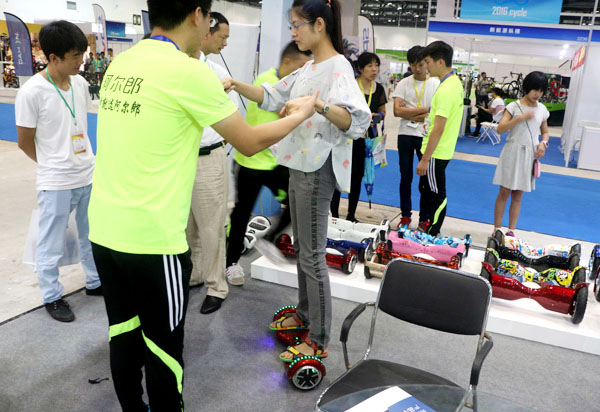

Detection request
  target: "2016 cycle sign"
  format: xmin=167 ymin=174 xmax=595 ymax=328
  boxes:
xmin=461 ymin=0 xmax=562 ymax=24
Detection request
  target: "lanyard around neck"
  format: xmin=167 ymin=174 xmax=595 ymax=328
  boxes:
xmin=358 ymin=79 xmax=374 ymax=108
xmin=440 ymin=70 xmax=455 ymax=84
xmin=46 ymin=68 xmax=76 ymax=123
xmin=413 ymin=75 xmax=428 ymax=108
xmin=149 ymin=35 xmax=180 ymax=50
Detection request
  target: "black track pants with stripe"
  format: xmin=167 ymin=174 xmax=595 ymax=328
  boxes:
xmin=92 ymin=243 xmax=192 ymax=412
xmin=418 ymin=157 xmax=450 ymax=236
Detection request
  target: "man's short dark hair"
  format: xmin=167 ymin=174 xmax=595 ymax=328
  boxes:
xmin=39 ymin=20 xmax=88 ymax=60
xmin=421 ymin=41 xmax=453 ymax=67
xmin=523 ymin=71 xmax=548 ymax=94
xmin=281 ymin=40 xmax=311 ymax=61
xmin=108 ymin=48 xmax=113 ymax=52
xmin=147 ymin=0 xmax=211 ymax=30
xmin=406 ymin=46 xmax=423 ymax=64
xmin=356 ymin=52 xmax=380 ymax=70
xmin=481 ymin=72 xmax=486 ymax=76
xmin=209 ymin=11 xmax=229 ymax=34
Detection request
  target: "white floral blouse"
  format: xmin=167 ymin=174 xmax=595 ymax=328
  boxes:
xmin=259 ymin=54 xmax=371 ymax=192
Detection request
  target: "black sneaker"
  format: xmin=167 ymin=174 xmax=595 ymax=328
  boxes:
xmin=45 ymin=299 xmax=75 ymax=322
xmin=85 ymin=285 xmax=103 ymax=296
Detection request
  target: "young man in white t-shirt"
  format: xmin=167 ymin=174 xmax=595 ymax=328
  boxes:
xmin=391 ymin=46 xmax=440 ymax=228
xmin=15 ymin=20 xmax=101 ymax=323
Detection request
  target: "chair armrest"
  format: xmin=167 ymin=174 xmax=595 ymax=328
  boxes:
xmin=340 ymin=302 xmax=371 ymax=343
xmin=340 ymin=302 xmax=374 ymax=370
xmin=470 ymin=333 xmax=493 ymax=388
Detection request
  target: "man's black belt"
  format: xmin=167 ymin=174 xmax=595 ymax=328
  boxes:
xmin=199 ymin=141 xmax=225 ymax=156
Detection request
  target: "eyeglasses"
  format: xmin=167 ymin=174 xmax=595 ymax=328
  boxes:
xmin=288 ymin=20 xmax=314 ymax=32
xmin=210 ymin=17 xmax=217 ymax=28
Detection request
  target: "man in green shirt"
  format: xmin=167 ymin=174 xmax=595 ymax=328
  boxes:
xmin=226 ymin=41 xmax=311 ymax=285
xmin=416 ymin=41 xmax=464 ymax=236
xmin=87 ymin=1 xmax=317 ymax=410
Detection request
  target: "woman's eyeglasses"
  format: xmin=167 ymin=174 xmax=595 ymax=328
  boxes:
xmin=288 ymin=20 xmax=314 ymax=32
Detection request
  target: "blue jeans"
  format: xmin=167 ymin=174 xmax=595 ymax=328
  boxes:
xmin=36 ymin=184 xmax=100 ymax=304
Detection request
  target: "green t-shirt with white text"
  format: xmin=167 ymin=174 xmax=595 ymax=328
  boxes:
xmin=89 ymin=39 xmax=237 ymax=254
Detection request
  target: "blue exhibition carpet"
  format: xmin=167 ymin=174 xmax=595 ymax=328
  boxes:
xmin=355 ymin=150 xmax=600 ymax=243
xmin=1 ymin=101 xmax=596 ymax=242
xmin=0 ymin=103 xmax=99 ymax=153
xmin=455 ymin=132 xmax=577 ymax=168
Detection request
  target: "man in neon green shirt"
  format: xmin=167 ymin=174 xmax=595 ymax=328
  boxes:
xmin=226 ymin=41 xmax=311 ymax=284
xmin=87 ymin=1 xmax=317 ymax=410
xmin=416 ymin=41 xmax=464 ymax=236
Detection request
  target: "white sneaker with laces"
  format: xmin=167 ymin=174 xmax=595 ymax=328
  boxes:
xmin=226 ymin=263 xmax=245 ymax=286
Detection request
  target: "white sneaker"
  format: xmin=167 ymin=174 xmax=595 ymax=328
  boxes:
xmin=226 ymin=263 xmax=245 ymax=286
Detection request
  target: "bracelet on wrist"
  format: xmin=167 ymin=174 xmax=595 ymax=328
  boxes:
xmin=541 ymin=140 xmax=548 ymax=148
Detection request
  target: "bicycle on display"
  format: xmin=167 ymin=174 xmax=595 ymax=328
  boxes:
xmin=505 ymin=71 xmax=523 ymax=99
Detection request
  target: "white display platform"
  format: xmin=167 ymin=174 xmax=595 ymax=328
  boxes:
xmin=251 ymin=249 xmax=600 ymax=356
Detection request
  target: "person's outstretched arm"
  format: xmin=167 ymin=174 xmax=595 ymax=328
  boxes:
xmin=222 ymin=77 xmax=265 ymax=104
xmin=212 ymin=92 xmax=318 ymax=157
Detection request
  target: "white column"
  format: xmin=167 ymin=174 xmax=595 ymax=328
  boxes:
xmin=258 ymin=0 xmax=293 ymax=74
xmin=341 ymin=0 xmax=361 ymax=38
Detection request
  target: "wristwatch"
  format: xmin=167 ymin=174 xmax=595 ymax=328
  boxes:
xmin=541 ymin=140 xmax=548 ymax=148
xmin=320 ymin=103 xmax=330 ymax=116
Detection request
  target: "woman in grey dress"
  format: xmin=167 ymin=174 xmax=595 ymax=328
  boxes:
xmin=493 ymin=72 xmax=550 ymax=235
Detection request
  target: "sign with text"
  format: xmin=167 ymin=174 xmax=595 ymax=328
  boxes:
xmin=461 ymin=0 xmax=562 ymax=24
xmin=4 ymin=12 xmax=33 ymax=76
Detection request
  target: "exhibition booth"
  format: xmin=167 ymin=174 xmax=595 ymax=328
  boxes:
xmin=1 ymin=0 xmax=600 ymax=409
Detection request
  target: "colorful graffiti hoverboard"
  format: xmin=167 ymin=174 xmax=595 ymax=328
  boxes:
xmin=387 ymin=231 xmax=465 ymax=267
xmin=481 ymin=249 xmax=589 ymax=324
xmin=270 ymin=306 xmax=325 ymax=391
xmin=275 ymin=234 xmax=358 ymax=275
xmin=364 ymin=240 xmax=461 ymax=279
xmin=487 ymin=229 xmax=581 ymax=271
xmin=397 ymin=227 xmax=471 ymax=257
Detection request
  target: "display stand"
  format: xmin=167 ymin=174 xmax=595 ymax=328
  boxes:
xmin=251 ymin=249 xmax=600 ymax=355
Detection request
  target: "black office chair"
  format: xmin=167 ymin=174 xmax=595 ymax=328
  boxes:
xmin=316 ymin=258 xmax=493 ymax=410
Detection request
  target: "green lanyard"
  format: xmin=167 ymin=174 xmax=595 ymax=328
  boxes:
xmin=46 ymin=68 xmax=77 ymax=126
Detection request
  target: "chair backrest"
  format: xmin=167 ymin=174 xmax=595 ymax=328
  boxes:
xmin=376 ymin=258 xmax=491 ymax=336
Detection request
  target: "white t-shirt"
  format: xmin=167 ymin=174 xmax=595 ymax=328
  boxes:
xmin=490 ymin=97 xmax=505 ymax=122
xmin=391 ymin=75 xmax=440 ymax=137
xmin=199 ymin=52 xmax=240 ymax=148
xmin=15 ymin=73 xmax=94 ymax=191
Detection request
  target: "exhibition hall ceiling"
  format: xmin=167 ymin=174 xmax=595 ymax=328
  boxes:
xmin=229 ymin=0 xmax=600 ymax=27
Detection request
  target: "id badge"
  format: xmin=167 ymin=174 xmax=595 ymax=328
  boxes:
xmin=71 ymin=119 xmax=86 ymax=155
xmin=72 ymin=133 xmax=87 ymax=154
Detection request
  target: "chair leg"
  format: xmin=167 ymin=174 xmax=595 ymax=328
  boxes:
xmin=454 ymin=387 xmax=473 ymax=412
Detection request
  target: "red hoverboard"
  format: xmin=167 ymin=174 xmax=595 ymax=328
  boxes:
xmin=271 ymin=306 xmax=326 ymax=391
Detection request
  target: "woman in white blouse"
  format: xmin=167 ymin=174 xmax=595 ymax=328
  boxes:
xmin=223 ymin=0 xmax=370 ymax=361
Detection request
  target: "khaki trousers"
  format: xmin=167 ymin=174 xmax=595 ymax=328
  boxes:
xmin=186 ymin=145 xmax=229 ymax=299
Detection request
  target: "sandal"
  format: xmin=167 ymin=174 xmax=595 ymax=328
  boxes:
xmin=279 ymin=337 xmax=328 ymax=363
xmin=269 ymin=312 xmax=309 ymax=331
